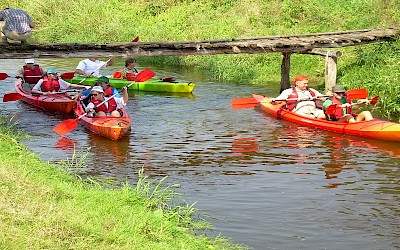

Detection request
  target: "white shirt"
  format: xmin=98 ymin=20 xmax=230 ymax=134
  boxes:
xmin=32 ymin=78 xmax=71 ymax=91
xmin=76 ymin=59 xmax=108 ymax=77
xmin=275 ymin=87 xmax=325 ymax=116
xmin=85 ymin=97 xmax=126 ymax=112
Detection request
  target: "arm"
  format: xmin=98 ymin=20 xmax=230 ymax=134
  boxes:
xmin=122 ymin=86 xmax=128 ymax=103
xmin=106 ymin=57 xmax=113 ymax=66
xmin=31 ymin=79 xmax=45 ymax=95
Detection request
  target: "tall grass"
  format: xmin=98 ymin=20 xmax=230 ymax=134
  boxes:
xmin=1 ymin=0 xmax=399 ymax=118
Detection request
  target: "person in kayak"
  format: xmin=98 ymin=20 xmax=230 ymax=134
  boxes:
xmin=323 ymin=85 xmax=373 ymax=123
xmin=31 ymin=68 xmax=87 ymax=95
xmin=75 ymin=57 xmax=113 ymax=77
xmin=16 ymin=58 xmax=44 ymax=85
xmin=112 ymin=57 xmax=139 ymax=80
xmin=85 ymin=85 xmax=128 ymax=117
xmin=271 ymin=75 xmax=327 ymax=119
xmin=77 ymin=76 xmax=121 ymax=105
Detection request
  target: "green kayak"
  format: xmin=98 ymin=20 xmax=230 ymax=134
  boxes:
xmin=64 ymin=76 xmax=195 ymax=93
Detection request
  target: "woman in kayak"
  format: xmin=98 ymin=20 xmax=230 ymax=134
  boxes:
xmin=85 ymin=85 xmax=128 ymax=117
xmin=272 ymin=75 xmax=327 ymax=119
xmin=323 ymin=85 xmax=373 ymax=123
xmin=31 ymin=68 xmax=87 ymax=95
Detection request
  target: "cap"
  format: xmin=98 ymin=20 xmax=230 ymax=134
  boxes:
xmin=47 ymin=68 xmax=58 ymax=74
xmin=91 ymin=86 xmax=104 ymax=93
xmin=25 ymin=59 xmax=35 ymax=64
xmin=96 ymin=76 xmax=109 ymax=83
xmin=332 ymin=85 xmax=346 ymax=93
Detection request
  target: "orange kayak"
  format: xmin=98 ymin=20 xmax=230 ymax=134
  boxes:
xmin=253 ymin=94 xmax=400 ymax=142
xmin=14 ymin=79 xmax=75 ymax=114
xmin=73 ymin=100 xmax=131 ymax=141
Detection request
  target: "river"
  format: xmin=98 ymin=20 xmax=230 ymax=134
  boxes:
xmin=0 ymin=58 xmax=399 ymax=249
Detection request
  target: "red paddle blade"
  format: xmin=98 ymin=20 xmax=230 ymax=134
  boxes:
xmin=53 ymin=118 xmax=80 ymax=136
xmin=3 ymin=92 xmax=23 ymax=102
xmin=135 ymin=68 xmax=155 ymax=82
xmin=369 ymin=96 xmax=379 ymax=105
xmin=325 ymin=104 xmax=338 ymax=115
xmin=132 ymin=36 xmax=139 ymax=42
xmin=346 ymin=88 xmax=368 ymax=99
xmin=0 ymin=73 xmax=10 ymax=80
xmin=60 ymin=72 xmax=75 ymax=80
xmin=162 ymin=77 xmax=174 ymax=82
xmin=231 ymin=97 xmax=258 ymax=106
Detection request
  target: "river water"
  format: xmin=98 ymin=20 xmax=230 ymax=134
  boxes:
xmin=1 ymin=58 xmax=399 ymax=249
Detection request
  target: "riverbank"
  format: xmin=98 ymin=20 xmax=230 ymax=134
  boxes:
xmin=1 ymin=0 xmax=399 ymax=119
xmin=0 ymin=117 xmax=243 ymax=249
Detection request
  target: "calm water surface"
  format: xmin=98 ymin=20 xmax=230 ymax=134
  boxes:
xmin=1 ymin=58 xmax=399 ymax=249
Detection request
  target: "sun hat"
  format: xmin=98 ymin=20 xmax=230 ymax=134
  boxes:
xmin=47 ymin=68 xmax=58 ymax=74
xmin=25 ymin=58 xmax=35 ymax=64
xmin=96 ymin=76 xmax=109 ymax=84
xmin=91 ymin=86 xmax=104 ymax=93
xmin=332 ymin=85 xmax=346 ymax=93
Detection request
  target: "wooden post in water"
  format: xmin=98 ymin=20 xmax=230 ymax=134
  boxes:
xmin=280 ymin=52 xmax=292 ymax=93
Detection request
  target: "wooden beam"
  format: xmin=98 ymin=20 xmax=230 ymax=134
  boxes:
xmin=0 ymin=25 xmax=398 ymax=59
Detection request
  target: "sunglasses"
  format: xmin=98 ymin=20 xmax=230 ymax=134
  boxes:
xmin=91 ymin=93 xmax=101 ymax=97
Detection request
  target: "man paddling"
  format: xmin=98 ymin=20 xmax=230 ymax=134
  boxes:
xmin=272 ymin=75 xmax=327 ymax=119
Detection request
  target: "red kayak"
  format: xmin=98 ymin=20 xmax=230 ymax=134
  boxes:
xmin=14 ymin=79 xmax=75 ymax=114
xmin=73 ymin=100 xmax=131 ymax=141
xmin=252 ymin=94 xmax=400 ymax=142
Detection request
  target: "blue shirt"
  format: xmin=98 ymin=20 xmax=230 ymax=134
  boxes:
xmin=81 ymin=86 xmax=121 ymax=98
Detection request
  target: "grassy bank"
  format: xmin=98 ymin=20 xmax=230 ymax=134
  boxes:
xmin=0 ymin=0 xmax=399 ymax=118
xmin=0 ymin=117 xmax=242 ymax=249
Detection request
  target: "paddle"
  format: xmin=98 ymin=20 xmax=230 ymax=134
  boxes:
xmin=0 ymin=73 xmax=43 ymax=81
xmin=60 ymin=72 xmax=75 ymax=80
xmin=132 ymin=36 xmax=139 ymax=42
xmin=77 ymin=58 xmax=112 ymax=84
xmin=325 ymin=95 xmax=379 ymax=115
xmin=3 ymin=92 xmax=23 ymax=102
xmin=53 ymin=68 xmax=155 ymax=136
xmin=232 ymin=95 xmax=332 ymax=109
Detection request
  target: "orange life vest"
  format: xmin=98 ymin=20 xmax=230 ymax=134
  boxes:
xmin=41 ymin=76 xmax=60 ymax=92
xmin=23 ymin=65 xmax=42 ymax=84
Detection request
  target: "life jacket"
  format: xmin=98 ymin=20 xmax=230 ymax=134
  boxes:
xmin=41 ymin=76 xmax=60 ymax=92
xmin=126 ymin=72 xmax=136 ymax=81
xmin=91 ymin=98 xmax=117 ymax=113
xmin=113 ymin=71 xmax=123 ymax=79
xmin=23 ymin=65 xmax=42 ymax=84
xmin=103 ymin=86 xmax=115 ymax=97
xmin=325 ymin=96 xmax=352 ymax=121
xmin=286 ymin=87 xmax=318 ymax=111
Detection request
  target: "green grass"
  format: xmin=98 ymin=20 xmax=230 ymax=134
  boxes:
xmin=1 ymin=0 xmax=399 ymax=119
xmin=0 ymin=116 xmax=243 ymax=249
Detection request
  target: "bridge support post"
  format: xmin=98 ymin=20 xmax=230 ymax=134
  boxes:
xmin=280 ymin=52 xmax=292 ymax=93
xmin=324 ymin=51 xmax=341 ymax=94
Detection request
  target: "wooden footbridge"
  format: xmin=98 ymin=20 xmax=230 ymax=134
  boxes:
xmin=1 ymin=25 xmax=399 ymax=92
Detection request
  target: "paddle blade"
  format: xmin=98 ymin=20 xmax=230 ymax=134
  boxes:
xmin=232 ymin=97 xmax=258 ymax=106
xmin=53 ymin=118 xmax=79 ymax=136
xmin=369 ymin=96 xmax=379 ymax=105
xmin=60 ymin=72 xmax=75 ymax=80
xmin=0 ymin=73 xmax=10 ymax=80
xmin=162 ymin=77 xmax=174 ymax=82
xmin=325 ymin=104 xmax=337 ymax=115
xmin=135 ymin=68 xmax=155 ymax=82
xmin=3 ymin=92 xmax=23 ymax=102
xmin=346 ymin=88 xmax=368 ymax=99
xmin=132 ymin=36 xmax=139 ymax=42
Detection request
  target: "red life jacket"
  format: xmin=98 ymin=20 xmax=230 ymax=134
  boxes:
xmin=91 ymin=98 xmax=118 ymax=113
xmin=41 ymin=76 xmax=60 ymax=92
xmin=325 ymin=96 xmax=352 ymax=121
xmin=286 ymin=87 xmax=317 ymax=111
xmin=23 ymin=65 xmax=42 ymax=84
xmin=103 ymin=86 xmax=114 ymax=97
